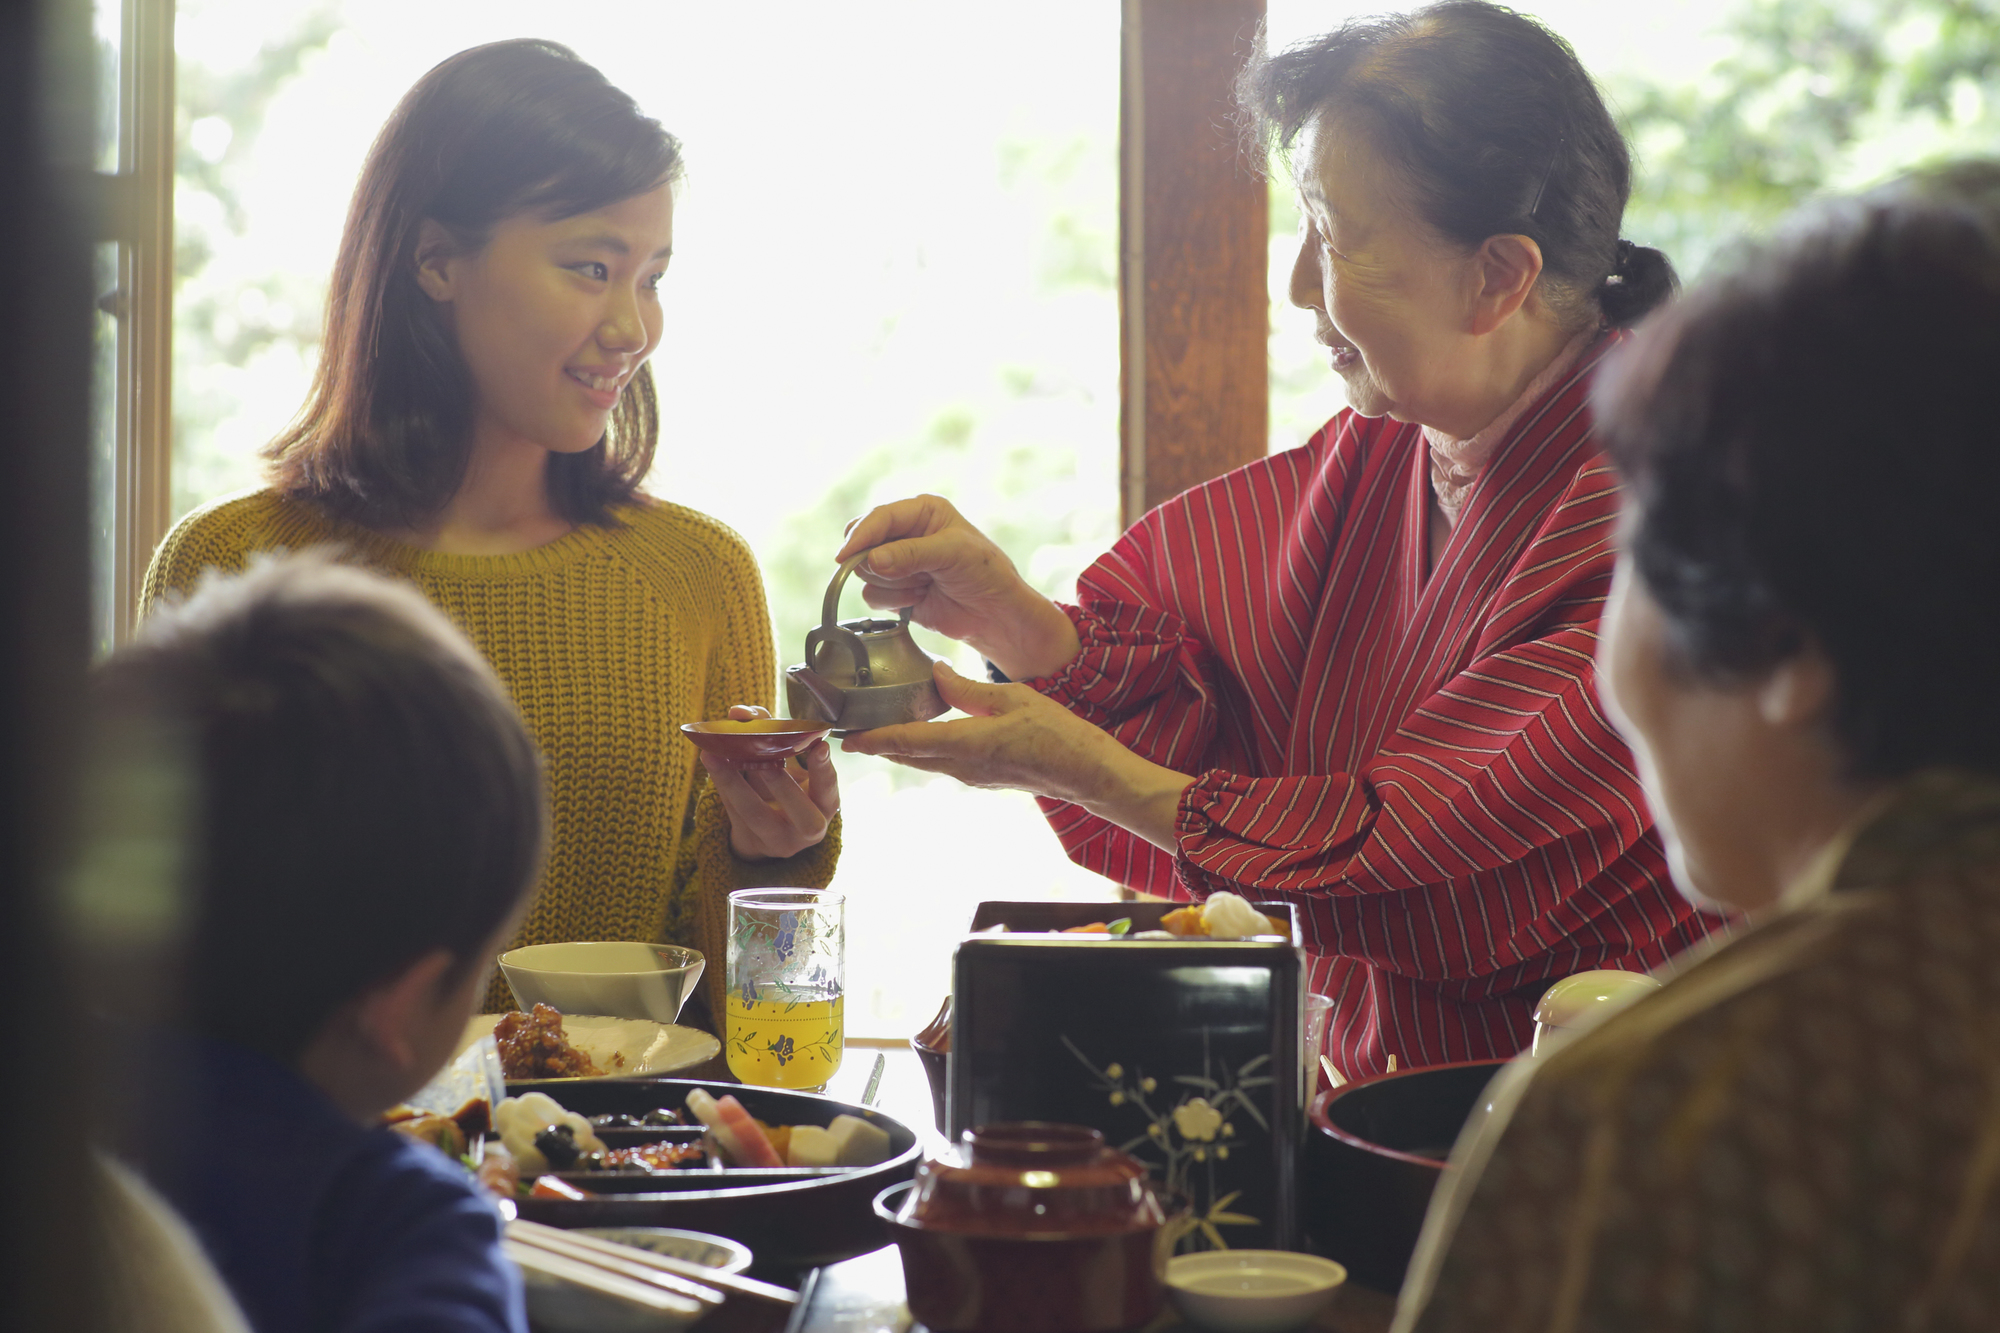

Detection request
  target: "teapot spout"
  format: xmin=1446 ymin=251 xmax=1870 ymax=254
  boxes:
xmin=785 ymin=665 xmax=846 ymax=724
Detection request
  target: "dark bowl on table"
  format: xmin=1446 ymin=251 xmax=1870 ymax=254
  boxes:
xmin=513 ymin=1078 xmax=921 ymax=1278
xmin=1301 ymin=1059 xmax=1506 ymax=1293
xmin=874 ymin=1123 xmax=1178 ymax=1333
xmin=911 ymin=995 xmax=951 ymax=1133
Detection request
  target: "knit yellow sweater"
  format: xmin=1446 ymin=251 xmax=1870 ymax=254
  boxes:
xmin=142 ymin=489 xmax=840 ymax=1020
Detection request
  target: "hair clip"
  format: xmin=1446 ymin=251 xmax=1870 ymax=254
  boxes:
xmin=1529 ymin=137 xmax=1565 ymax=219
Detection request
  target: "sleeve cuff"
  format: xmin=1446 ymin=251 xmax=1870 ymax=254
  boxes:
xmin=1022 ymin=603 xmax=1147 ymax=724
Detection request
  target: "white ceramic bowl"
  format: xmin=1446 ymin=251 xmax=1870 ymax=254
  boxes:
xmin=498 ymin=942 xmax=704 ymax=1024
xmin=1165 ymin=1251 xmax=1348 ymax=1333
xmin=519 ymin=1226 xmax=749 ymax=1333
xmin=574 ymin=1227 xmax=752 ymax=1274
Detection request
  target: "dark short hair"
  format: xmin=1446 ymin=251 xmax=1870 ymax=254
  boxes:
xmin=267 ymin=39 xmax=682 ymax=530
xmin=1595 ymin=159 xmax=2000 ymax=780
xmin=1241 ymin=1 xmax=1674 ymax=328
xmin=94 ymin=554 xmax=546 ymax=1059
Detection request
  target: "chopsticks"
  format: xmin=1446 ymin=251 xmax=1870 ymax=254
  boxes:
xmin=506 ymin=1219 xmax=797 ymax=1330
xmin=504 ymin=1236 xmax=710 ymax=1317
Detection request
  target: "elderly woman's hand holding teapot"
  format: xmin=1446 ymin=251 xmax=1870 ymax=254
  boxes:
xmin=834 ymin=500 xmax=1190 ymax=850
xmin=839 ymin=662 xmax=1192 ymax=853
xmin=836 ymin=496 xmax=1081 ymax=682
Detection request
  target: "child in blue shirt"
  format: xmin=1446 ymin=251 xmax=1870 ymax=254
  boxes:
xmin=107 ymin=553 xmax=544 ymax=1333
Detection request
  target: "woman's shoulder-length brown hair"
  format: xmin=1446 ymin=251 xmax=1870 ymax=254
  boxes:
xmin=266 ymin=38 xmax=682 ymax=530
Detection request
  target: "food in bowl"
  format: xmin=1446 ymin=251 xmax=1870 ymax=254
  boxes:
xmin=1013 ymin=893 xmax=1288 ymax=940
xmin=497 ymin=1091 xmax=609 ymax=1175
xmin=383 ymin=1096 xmax=491 ymax=1159
xmin=509 ymin=1078 xmax=923 ymax=1273
xmin=493 ymin=1004 xmax=605 ymax=1079
xmin=498 ymin=941 xmax=705 ymax=1024
xmin=685 ymin=1089 xmax=893 ymax=1169
xmin=483 ymin=1088 xmax=901 ymax=1198
xmin=1160 ymin=892 xmax=1289 ymax=938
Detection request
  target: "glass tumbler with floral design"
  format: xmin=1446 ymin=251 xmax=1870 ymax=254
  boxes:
xmin=725 ymin=889 xmax=845 ymax=1089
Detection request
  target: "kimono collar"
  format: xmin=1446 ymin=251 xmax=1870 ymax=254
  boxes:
xmin=1422 ymin=329 xmax=1595 ymax=527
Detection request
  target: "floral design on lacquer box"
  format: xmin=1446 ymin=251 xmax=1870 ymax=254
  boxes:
xmin=1064 ymin=1029 xmax=1273 ymax=1252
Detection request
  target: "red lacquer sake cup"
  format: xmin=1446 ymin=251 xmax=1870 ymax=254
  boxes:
xmin=680 ymin=718 xmax=830 ymax=765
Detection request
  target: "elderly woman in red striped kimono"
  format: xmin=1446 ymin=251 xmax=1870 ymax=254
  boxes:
xmin=839 ymin=0 xmax=1723 ymax=1077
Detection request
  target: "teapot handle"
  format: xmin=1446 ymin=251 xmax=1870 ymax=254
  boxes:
xmin=822 ymin=551 xmax=912 ymax=632
xmin=807 ymin=551 xmax=910 ymax=687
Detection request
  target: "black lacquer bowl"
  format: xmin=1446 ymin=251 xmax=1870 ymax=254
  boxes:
xmin=512 ymin=1078 xmax=921 ymax=1277
xmin=1301 ymin=1060 xmax=1506 ymax=1292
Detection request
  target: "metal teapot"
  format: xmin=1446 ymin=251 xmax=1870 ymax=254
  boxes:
xmin=785 ymin=552 xmax=947 ymax=733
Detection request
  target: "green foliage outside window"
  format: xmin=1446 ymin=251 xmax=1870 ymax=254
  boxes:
xmin=1615 ymin=0 xmax=2000 ymax=278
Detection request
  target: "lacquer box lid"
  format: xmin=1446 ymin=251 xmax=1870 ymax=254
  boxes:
xmin=950 ymin=900 xmax=1305 ymax=1252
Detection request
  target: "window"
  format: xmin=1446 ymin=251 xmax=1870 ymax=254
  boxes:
xmin=109 ymin=0 xmax=2000 ymax=1037
xmin=1261 ymin=0 xmax=2000 ymax=456
xmin=168 ymin=0 xmax=1127 ymax=1035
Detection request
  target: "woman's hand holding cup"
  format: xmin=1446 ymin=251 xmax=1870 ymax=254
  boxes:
xmin=702 ymin=705 xmax=839 ymax=862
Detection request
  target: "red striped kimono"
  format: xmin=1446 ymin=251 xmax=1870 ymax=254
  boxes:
xmin=1030 ymin=335 xmax=1724 ymax=1076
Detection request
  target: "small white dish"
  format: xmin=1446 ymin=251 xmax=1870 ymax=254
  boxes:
xmin=573 ymin=1227 xmax=752 ymax=1274
xmin=1166 ymin=1250 xmax=1347 ymax=1333
xmin=461 ymin=1013 xmax=719 ymax=1080
xmin=519 ymin=1225 xmax=748 ymax=1333
xmin=499 ymin=941 xmax=705 ymax=1024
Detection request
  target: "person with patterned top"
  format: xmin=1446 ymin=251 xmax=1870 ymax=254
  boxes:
xmin=838 ymin=2 xmax=1721 ymax=1076
xmin=1395 ymin=160 xmax=2000 ymax=1330
xmin=144 ymin=41 xmax=838 ymax=1022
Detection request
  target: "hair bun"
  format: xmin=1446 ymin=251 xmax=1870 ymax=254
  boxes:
xmin=1601 ymin=240 xmax=1678 ymax=327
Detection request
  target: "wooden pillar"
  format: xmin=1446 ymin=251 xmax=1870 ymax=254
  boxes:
xmin=1120 ymin=0 xmax=1269 ymax=528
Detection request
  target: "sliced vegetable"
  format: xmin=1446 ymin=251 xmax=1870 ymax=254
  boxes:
xmin=826 ymin=1114 xmax=893 ymax=1167
xmin=529 ymin=1175 xmax=591 ymax=1201
xmin=714 ymin=1095 xmax=785 ymax=1167
xmin=684 ymin=1088 xmax=785 ymax=1167
xmin=1107 ymin=917 xmax=1133 ymax=935
xmin=786 ymin=1124 xmax=839 ymax=1167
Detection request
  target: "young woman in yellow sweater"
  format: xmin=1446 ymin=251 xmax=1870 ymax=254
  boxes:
xmin=143 ymin=40 xmax=840 ymax=1021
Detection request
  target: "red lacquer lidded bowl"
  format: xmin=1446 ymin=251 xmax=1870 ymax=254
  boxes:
xmin=876 ymin=1122 xmax=1176 ymax=1333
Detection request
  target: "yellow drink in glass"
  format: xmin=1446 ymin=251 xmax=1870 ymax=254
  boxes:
xmin=726 ymin=888 xmax=845 ymax=1088
xmin=725 ymin=991 xmax=845 ymax=1089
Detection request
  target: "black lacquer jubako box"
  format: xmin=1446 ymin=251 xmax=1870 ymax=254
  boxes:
xmin=949 ymin=901 xmax=1305 ymax=1251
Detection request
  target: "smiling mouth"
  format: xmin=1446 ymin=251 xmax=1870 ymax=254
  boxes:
xmin=566 ymin=368 xmax=624 ymax=393
xmin=1324 ymin=342 xmax=1361 ymax=371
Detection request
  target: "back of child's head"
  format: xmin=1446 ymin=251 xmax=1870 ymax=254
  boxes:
xmin=96 ymin=552 xmax=545 ymax=1061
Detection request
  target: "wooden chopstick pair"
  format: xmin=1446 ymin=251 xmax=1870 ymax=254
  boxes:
xmin=506 ymin=1218 xmax=796 ymax=1331
xmin=1318 ymin=1052 xmax=1398 ymax=1088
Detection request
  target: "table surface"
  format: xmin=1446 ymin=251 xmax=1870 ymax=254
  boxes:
xmin=789 ymin=1244 xmax=1397 ymax=1333
xmin=797 ymin=1047 xmax=1395 ymax=1333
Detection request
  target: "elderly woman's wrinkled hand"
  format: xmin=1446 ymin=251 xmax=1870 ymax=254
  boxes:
xmin=702 ymin=705 xmax=839 ymax=862
xmin=838 ymin=663 xmax=1192 ymax=852
xmin=836 ymin=495 xmax=1081 ymax=681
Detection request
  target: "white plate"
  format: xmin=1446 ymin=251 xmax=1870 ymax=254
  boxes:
xmin=463 ymin=1012 xmax=720 ymax=1080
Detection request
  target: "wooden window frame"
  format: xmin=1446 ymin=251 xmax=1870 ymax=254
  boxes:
xmin=1120 ymin=0 xmax=1269 ymax=527
xmin=87 ymin=0 xmax=174 ymax=645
